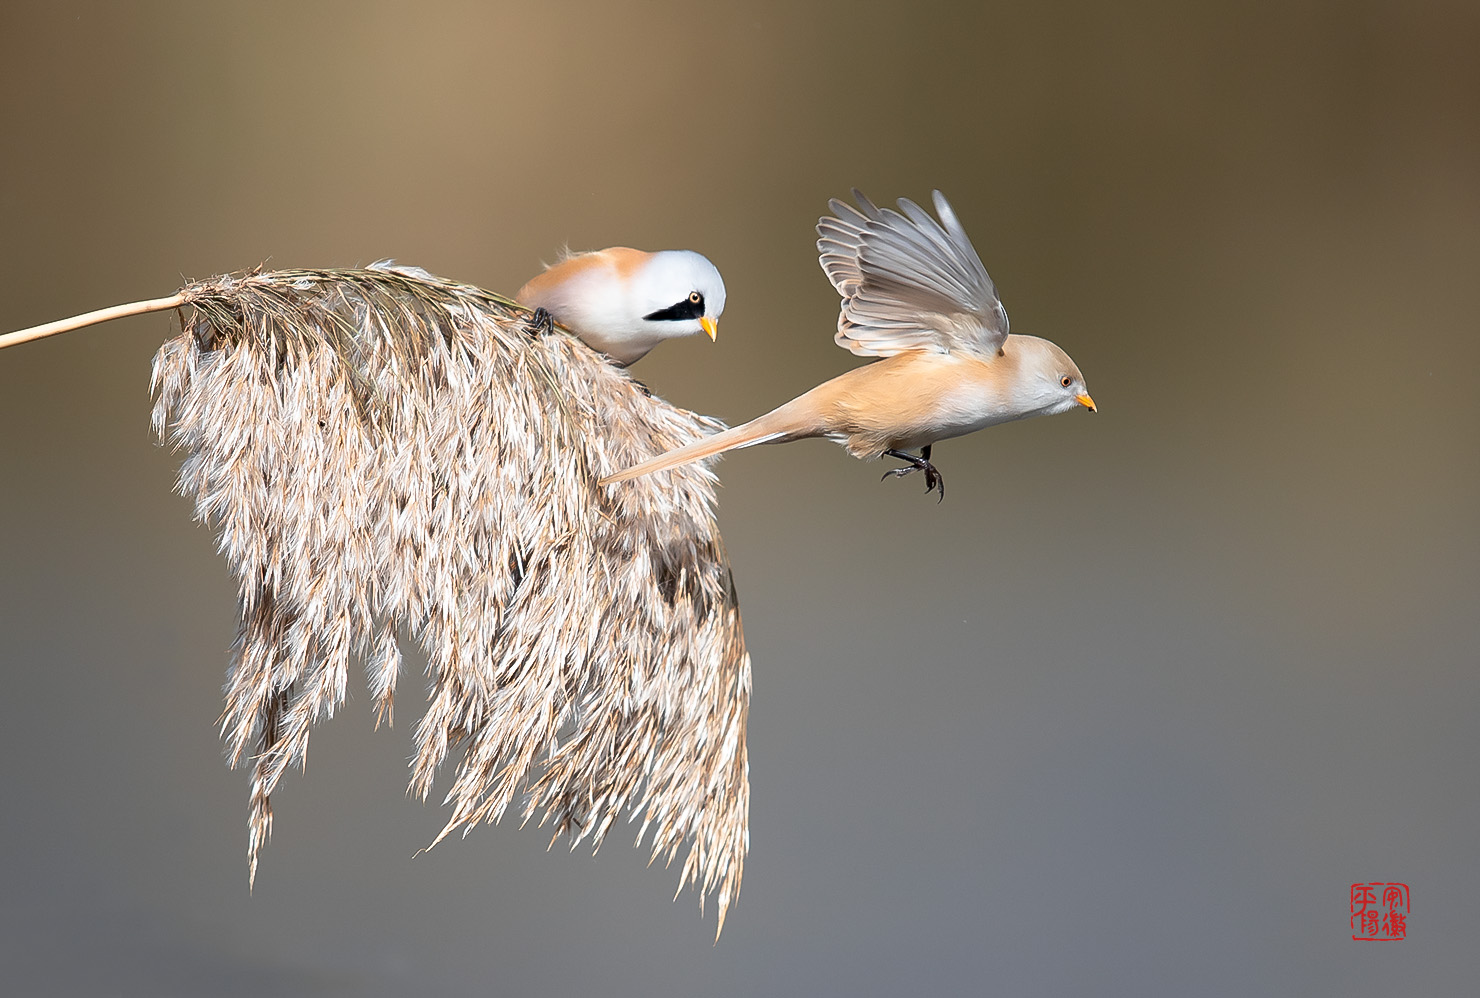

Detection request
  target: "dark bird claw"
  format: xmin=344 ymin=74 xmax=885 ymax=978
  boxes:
xmin=882 ymin=448 xmax=945 ymax=502
xmin=524 ymin=306 xmax=556 ymax=337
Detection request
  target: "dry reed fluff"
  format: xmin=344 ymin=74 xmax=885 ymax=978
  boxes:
xmin=144 ymin=265 xmax=749 ymax=932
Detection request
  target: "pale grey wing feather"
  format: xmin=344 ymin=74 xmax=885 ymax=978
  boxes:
xmin=815 ymin=189 xmax=1009 ymax=358
xmin=817 ymin=199 xmax=872 ymax=296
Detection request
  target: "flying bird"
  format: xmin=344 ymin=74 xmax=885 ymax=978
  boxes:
xmin=517 ymin=248 xmax=725 ymax=366
xmin=598 ymin=190 xmax=1094 ymax=499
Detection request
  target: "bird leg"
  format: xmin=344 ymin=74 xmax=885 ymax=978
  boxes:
xmin=523 ymin=306 xmax=556 ymax=338
xmin=881 ymin=446 xmax=944 ymax=501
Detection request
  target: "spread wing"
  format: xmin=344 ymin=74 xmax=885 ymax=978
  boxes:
xmin=816 ymin=190 xmax=1009 ymax=359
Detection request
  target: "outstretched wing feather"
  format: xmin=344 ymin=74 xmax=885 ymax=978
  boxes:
xmin=815 ymin=189 xmax=1010 ymax=358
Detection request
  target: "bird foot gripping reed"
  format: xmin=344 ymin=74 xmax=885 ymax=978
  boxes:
xmin=145 ymin=265 xmax=750 ymax=932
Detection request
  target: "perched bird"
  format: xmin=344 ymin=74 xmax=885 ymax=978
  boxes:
xmin=517 ymin=247 xmax=725 ymax=366
xmin=598 ymin=190 xmax=1095 ymax=499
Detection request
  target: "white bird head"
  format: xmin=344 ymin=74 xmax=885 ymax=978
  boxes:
xmin=517 ymin=247 xmax=725 ymax=366
xmin=1006 ymin=335 xmax=1096 ymax=416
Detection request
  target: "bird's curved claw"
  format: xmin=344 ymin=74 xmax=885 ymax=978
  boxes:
xmin=524 ymin=306 xmax=556 ymax=338
xmin=881 ymin=449 xmax=945 ymax=502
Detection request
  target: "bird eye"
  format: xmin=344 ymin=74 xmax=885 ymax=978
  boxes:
xmin=1060 ymin=375 xmax=1073 ymax=388
xmin=688 ymin=291 xmax=703 ymax=305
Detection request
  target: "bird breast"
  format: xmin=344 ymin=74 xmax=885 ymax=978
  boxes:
xmin=818 ymin=351 xmax=1022 ymax=457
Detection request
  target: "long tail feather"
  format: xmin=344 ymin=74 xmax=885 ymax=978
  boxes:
xmin=600 ymin=416 xmax=788 ymax=485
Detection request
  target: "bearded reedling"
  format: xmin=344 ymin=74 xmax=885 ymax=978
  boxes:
xmin=517 ymin=247 xmax=724 ymax=366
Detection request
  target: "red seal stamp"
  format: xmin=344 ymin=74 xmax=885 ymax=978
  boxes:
xmin=1351 ymin=883 xmax=1408 ymax=940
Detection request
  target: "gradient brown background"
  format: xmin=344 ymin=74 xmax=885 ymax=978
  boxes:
xmin=2 ymin=2 xmax=1476 ymax=994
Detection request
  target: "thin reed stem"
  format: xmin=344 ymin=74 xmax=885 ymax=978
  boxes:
xmin=0 ymin=293 xmax=187 ymax=351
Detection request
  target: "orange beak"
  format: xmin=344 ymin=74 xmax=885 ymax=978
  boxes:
xmin=699 ymin=316 xmax=718 ymax=342
xmin=1075 ymin=393 xmax=1097 ymax=412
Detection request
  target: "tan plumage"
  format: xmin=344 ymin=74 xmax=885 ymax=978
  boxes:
xmin=600 ymin=191 xmax=1095 ymax=497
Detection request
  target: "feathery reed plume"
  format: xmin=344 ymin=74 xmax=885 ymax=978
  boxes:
xmin=12 ymin=264 xmax=751 ymax=933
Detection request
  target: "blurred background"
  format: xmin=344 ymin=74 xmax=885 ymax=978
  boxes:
xmin=1 ymin=1 xmax=1476 ymax=994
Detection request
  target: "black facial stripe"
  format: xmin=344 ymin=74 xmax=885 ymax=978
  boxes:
xmin=643 ymin=295 xmax=705 ymax=322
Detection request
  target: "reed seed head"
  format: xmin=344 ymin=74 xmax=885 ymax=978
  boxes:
xmin=150 ymin=264 xmax=750 ymax=933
